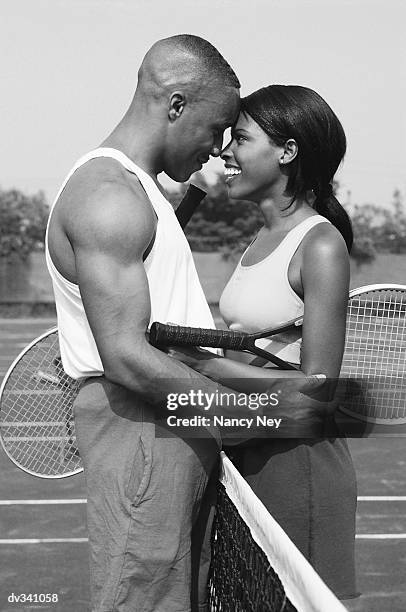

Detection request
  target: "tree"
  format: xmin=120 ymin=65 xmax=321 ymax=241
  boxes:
xmin=378 ymin=189 xmax=406 ymax=253
xmin=349 ymin=191 xmax=406 ymax=261
xmin=349 ymin=204 xmax=379 ymax=265
xmin=0 ymin=188 xmax=49 ymax=261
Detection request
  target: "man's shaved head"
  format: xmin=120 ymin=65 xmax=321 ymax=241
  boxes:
xmin=137 ymin=34 xmax=240 ymax=102
xmin=115 ymin=34 xmax=240 ymax=182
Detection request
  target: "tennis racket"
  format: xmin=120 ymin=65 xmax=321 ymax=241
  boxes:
xmin=0 ymin=184 xmax=206 ymax=478
xmin=150 ymin=317 xmax=303 ymax=370
xmin=150 ymin=284 xmax=406 ymax=425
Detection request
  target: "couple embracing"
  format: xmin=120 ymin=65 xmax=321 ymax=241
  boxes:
xmin=46 ymin=34 xmax=358 ymax=611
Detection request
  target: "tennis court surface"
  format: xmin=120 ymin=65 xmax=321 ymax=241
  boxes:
xmin=1 ymin=319 xmax=406 ymax=611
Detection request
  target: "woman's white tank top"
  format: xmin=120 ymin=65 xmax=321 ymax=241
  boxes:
xmin=219 ymin=216 xmax=330 ymax=365
xmin=45 ymin=147 xmax=216 ymax=379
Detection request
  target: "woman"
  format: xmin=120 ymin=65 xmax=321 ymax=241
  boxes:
xmin=173 ymin=85 xmax=358 ymax=602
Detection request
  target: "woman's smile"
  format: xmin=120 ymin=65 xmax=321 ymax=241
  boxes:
xmin=224 ymin=164 xmax=241 ymax=184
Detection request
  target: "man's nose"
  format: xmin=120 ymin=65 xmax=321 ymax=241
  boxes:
xmin=220 ymin=142 xmax=232 ymax=160
xmin=211 ymin=133 xmax=225 ymax=157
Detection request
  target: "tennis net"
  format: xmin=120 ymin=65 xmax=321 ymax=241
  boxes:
xmin=208 ymin=452 xmax=348 ymax=612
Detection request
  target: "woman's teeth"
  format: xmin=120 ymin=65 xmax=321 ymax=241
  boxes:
xmin=224 ymin=167 xmax=241 ymax=177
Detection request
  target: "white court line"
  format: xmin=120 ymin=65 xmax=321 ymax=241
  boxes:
xmin=356 ymin=534 xmax=406 ymax=539
xmin=358 ymin=496 xmax=406 ymax=501
xmin=1 ymin=535 xmax=406 ymax=544
xmin=0 ymin=538 xmax=88 ymax=544
xmin=0 ymin=319 xmax=56 ymax=325
xmin=0 ymin=499 xmax=405 ymax=542
xmin=0 ymin=499 xmax=86 ymax=505
xmin=1 ymin=500 xmax=405 ymax=542
xmin=1 ymin=496 xmax=405 ymax=505
xmin=0 ymin=341 xmax=36 ymax=348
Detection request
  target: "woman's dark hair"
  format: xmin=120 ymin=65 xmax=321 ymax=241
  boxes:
xmin=240 ymin=85 xmax=353 ymax=252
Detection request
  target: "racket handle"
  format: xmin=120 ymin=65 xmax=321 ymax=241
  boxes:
xmin=175 ymin=185 xmax=206 ymax=229
xmin=150 ymin=323 xmax=249 ymax=351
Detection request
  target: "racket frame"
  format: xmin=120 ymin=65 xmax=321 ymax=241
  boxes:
xmin=0 ymin=326 xmax=84 ymax=478
xmin=338 ymin=283 xmax=406 ymax=424
xmin=348 ymin=283 xmax=406 ymax=298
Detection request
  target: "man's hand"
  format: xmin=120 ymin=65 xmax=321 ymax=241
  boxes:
xmin=219 ymin=374 xmax=338 ymax=442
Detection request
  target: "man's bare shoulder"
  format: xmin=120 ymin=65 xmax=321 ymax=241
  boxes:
xmin=60 ymin=158 xmax=157 ymax=256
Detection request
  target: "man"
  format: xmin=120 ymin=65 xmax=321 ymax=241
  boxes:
xmin=46 ymin=35 xmax=240 ymax=612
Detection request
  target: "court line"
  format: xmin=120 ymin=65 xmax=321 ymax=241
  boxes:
xmin=0 ymin=319 xmax=56 ymax=325
xmin=0 ymin=339 xmax=51 ymax=344
xmin=356 ymin=534 xmax=406 ymax=539
xmin=1 ymin=496 xmax=405 ymax=505
xmin=0 ymin=499 xmax=86 ymax=505
xmin=1 ymin=535 xmax=406 ymax=544
xmin=0 ymin=538 xmax=88 ymax=544
xmin=358 ymin=496 xmax=406 ymax=501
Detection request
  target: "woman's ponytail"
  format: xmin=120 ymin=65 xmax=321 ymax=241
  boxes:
xmin=314 ymin=184 xmax=353 ymax=253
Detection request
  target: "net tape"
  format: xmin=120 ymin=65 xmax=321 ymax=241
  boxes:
xmin=209 ymin=453 xmax=348 ymax=612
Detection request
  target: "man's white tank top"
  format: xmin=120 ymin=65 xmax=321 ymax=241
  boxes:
xmin=219 ymin=216 xmax=330 ymax=365
xmin=45 ymin=147 xmax=216 ymax=379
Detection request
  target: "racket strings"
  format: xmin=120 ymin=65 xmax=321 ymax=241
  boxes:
xmin=0 ymin=332 xmax=82 ymax=477
xmin=341 ymin=289 xmax=406 ymax=422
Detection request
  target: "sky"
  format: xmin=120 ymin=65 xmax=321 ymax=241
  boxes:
xmin=1 ymin=0 xmax=405 ymax=210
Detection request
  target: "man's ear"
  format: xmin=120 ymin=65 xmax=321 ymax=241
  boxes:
xmin=280 ymin=138 xmax=298 ymax=165
xmin=168 ymin=92 xmax=186 ymax=121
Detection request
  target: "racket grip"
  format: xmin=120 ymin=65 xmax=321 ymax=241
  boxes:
xmin=175 ymin=184 xmax=206 ymax=229
xmin=150 ymin=323 xmax=249 ymax=351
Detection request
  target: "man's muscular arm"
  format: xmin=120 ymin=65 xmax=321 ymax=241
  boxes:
xmin=70 ymin=181 xmax=214 ymax=403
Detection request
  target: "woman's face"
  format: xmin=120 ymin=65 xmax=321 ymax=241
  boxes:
xmin=221 ymin=111 xmax=285 ymax=202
